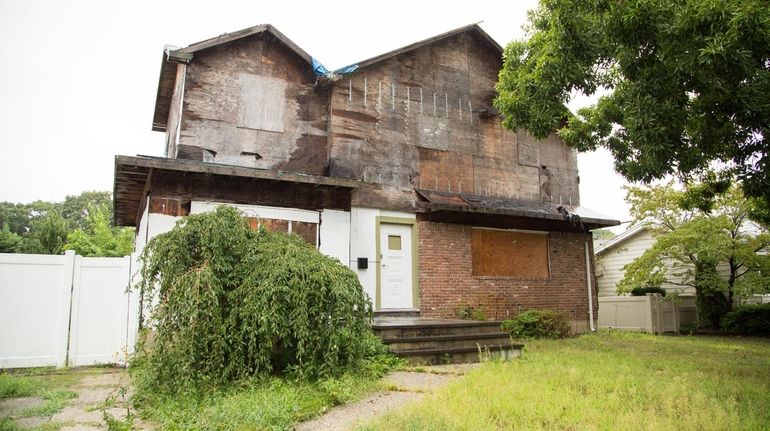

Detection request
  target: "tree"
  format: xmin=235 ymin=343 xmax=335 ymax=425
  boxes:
xmin=0 ymin=191 xmax=131 ymax=256
xmin=60 ymin=191 xmax=112 ymax=231
xmin=619 ymin=183 xmax=770 ymax=327
xmin=495 ymin=0 xmax=770 ymax=204
xmin=135 ymin=206 xmax=379 ymax=391
xmin=64 ymin=204 xmax=134 ymax=257
xmin=23 ymin=210 xmax=69 ymax=255
xmin=0 ymin=224 xmax=22 ymax=253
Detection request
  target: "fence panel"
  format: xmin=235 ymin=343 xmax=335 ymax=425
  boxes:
xmin=599 ymin=294 xmax=699 ymax=334
xmin=68 ymin=256 xmax=133 ymax=367
xmin=597 ymin=296 xmax=653 ymax=333
xmin=0 ymin=253 xmax=73 ymax=368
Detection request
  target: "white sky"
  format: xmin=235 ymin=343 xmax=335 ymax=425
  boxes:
xmin=0 ymin=0 xmax=632 ymax=225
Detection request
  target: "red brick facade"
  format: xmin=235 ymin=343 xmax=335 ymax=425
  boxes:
xmin=417 ymin=221 xmax=599 ymax=332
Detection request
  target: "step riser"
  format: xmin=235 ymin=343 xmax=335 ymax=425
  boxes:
xmin=374 ymin=310 xmax=421 ymax=318
xmin=401 ymin=348 xmax=521 ymax=365
xmin=373 ymin=324 xmax=503 ymax=338
xmin=385 ymin=337 xmax=512 ymax=351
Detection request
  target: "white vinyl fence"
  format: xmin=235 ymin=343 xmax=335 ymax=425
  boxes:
xmin=0 ymin=251 xmax=139 ymax=369
xmin=598 ymin=294 xmax=697 ymax=334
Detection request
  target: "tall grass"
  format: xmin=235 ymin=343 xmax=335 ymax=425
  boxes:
xmin=363 ymin=331 xmax=770 ymax=430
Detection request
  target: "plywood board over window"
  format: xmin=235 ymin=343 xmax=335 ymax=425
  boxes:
xmin=471 ymin=228 xmax=549 ymax=277
xmin=246 ymin=217 xmax=317 ymax=246
xmin=237 ymin=73 xmax=286 ymax=132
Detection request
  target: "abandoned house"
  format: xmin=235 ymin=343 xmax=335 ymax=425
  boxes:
xmin=113 ymin=23 xmax=619 ymax=334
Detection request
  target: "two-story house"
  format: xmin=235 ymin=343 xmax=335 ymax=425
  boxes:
xmin=114 ymin=24 xmax=618 ymax=332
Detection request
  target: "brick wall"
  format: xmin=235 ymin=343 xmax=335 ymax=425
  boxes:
xmin=417 ymin=221 xmax=598 ymax=332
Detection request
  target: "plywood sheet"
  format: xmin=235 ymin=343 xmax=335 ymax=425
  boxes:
xmin=471 ymin=228 xmax=549 ymax=277
xmin=237 ymin=73 xmax=286 ymax=132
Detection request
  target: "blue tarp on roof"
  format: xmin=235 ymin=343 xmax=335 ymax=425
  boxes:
xmin=312 ymin=57 xmax=358 ymax=77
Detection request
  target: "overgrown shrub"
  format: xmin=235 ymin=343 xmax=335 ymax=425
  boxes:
xmin=135 ymin=206 xmax=379 ymax=392
xmin=501 ymin=310 xmax=570 ymax=339
xmin=630 ymin=286 xmax=667 ymax=297
xmin=721 ymin=304 xmax=770 ymax=336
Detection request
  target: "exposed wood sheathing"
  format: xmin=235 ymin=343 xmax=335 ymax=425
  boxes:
xmin=326 ymin=30 xmax=580 ymax=210
xmin=128 ymin=24 xmax=606 ymax=228
xmin=179 ymin=32 xmax=329 ymax=174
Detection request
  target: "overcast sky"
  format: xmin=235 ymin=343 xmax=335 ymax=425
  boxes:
xmin=0 ymin=0 xmax=632 ymax=225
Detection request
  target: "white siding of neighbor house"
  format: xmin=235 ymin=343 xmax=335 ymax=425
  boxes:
xmin=596 ymin=228 xmax=695 ymax=297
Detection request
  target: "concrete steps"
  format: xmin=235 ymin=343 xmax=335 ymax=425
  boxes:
xmin=372 ymin=318 xmax=523 ymax=365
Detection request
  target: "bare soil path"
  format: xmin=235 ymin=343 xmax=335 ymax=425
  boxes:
xmin=295 ymin=363 xmax=478 ymax=431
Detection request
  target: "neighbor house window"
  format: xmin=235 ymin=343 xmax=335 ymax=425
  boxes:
xmin=471 ymin=228 xmax=549 ymax=277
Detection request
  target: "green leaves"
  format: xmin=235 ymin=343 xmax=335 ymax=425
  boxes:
xmin=64 ymin=203 xmax=134 ymax=257
xmin=496 ymin=0 xmax=770 ymax=204
xmin=136 ymin=206 xmax=376 ymax=393
xmin=618 ymin=182 xmax=770 ymax=311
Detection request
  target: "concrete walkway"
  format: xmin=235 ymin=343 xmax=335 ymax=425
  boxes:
xmin=1 ymin=369 xmax=149 ymax=430
xmin=295 ymin=363 xmax=478 ymax=431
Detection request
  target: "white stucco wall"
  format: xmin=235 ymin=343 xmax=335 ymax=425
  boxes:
xmin=349 ymin=207 xmax=415 ymax=306
xmin=319 ymin=209 xmax=350 ymax=266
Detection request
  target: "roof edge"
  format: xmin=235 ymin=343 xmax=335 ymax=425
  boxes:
xmin=594 ymin=223 xmax=648 ymax=255
xmin=352 ymin=23 xmax=502 ymax=71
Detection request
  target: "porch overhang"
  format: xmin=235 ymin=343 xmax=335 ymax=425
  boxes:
xmin=415 ymin=189 xmax=619 ymax=232
xmin=113 ymin=155 xmax=360 ymax=227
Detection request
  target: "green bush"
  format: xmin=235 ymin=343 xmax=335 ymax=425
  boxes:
xmin=721 ymin=304 xmax=770 ymax=336
xmin=630 ymin=286 xmax=667 ymax=297
xmin=501 ymin=310 xmax=570 ymax=339
xmin=135 ymin=206 xmax=378 ymax=392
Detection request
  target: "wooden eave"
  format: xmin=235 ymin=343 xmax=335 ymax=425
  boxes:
xmin=152 ymin=24 xmax=313 ymax=132
xmin=415 ymin=189 xmax=620 ymax=230
xmin=113 ymin=155 xmax=359 ymax=227
xmin=351 ymin=23 xmax=502 ymax=71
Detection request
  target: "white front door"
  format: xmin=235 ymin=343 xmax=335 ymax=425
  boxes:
xmin=379 ymin=223 xmax=414 ymax=309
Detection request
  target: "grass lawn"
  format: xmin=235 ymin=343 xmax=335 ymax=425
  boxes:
xmin=362 ymin=331 xmax=770 ymax=431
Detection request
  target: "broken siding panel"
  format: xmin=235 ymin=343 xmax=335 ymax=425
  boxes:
xmin=165 ymin=63 xmax=187 ymax=158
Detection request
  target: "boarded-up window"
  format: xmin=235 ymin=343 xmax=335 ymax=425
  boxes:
xmin=237 ymin=73 xmax=285 ymax=132
xmin=471 ymin=228 xmax=549 ymax=278
xmin=246 ymin=217 xmax=317 ymax=246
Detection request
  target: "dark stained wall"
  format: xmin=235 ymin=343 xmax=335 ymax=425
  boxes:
xmin=177 ymin=33 xmax=330 ymax=176
xmin=327 ymin=31 xmax=580 ymax=210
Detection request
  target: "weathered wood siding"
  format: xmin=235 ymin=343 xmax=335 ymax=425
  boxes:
xmin=327 ymin=31 xmax=580 ymax=210
xmin=177 ymin=32 xmax=329 ymax=175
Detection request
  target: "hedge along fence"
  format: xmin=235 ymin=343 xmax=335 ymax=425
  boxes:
xmin=135 ymin=206 xmax=379 ymax=392
xmin=721 ymin=304 xmax=770 ymax=336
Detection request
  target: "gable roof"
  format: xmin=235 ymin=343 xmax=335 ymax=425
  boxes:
xmin=152 ymin=24 xmax=312 ymax=132
xmin=351 ymin=23 xmax=502 ymax=71
xmin=594 ymin=224 xmax=648 ymax=255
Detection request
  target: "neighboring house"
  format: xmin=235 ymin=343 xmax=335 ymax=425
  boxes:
xmin=595 ymin=224 xmax=695 ymax=297
xmin=113 ymin=24 xmax=619 ymax=332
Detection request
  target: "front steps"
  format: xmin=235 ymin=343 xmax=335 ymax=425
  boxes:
xmin=372 ymin=318 xmax=523 ymax=365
